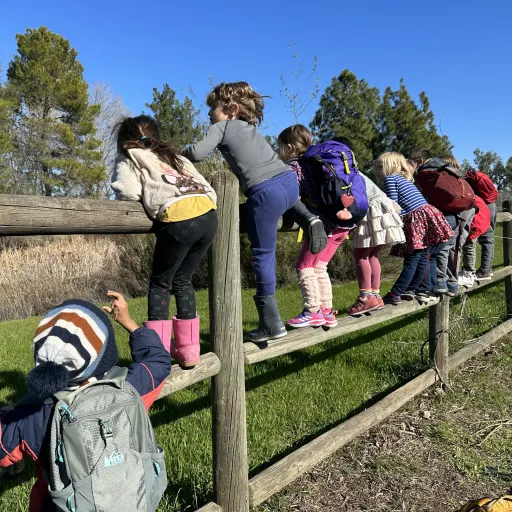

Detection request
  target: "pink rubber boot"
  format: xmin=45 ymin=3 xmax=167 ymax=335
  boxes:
xmin=171 ymin=316 xmax=200 ymax=368
xmin=142 ymin=320 xmax=172 ymax=353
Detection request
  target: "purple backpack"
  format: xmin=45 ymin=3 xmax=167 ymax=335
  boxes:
xmin=300 ymin=141 xmax=369 ymax=227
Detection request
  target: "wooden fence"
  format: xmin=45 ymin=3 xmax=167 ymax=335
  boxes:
xmin=1 ymin=171 xmax=512 ymax=511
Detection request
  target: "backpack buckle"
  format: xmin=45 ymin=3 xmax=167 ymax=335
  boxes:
xmin=100 ymin=420 xmax=113 ymax=440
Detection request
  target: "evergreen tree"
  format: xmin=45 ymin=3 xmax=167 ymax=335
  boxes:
xmin=473 ymin=148 xmax=510 ymax=189
xmin=379 ymin=79 xmax=452 ymax=158
xmin=6 ymin=27 xmax=104 ymax=196
xmin=146 ymin=84 xmax=203 ymax=148
xmin=310 ymin=70 xmax=381 ymax=170
xmin=0 ymin=76 xmax=14 ymax=192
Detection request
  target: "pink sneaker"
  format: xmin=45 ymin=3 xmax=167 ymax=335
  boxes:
xmin=347 ymin=296 xmax=382 ymax=316
xmin=287 ymin=309 xmax=326 ymax=328
xmin=321 ymin=308 xmax=338 ymax=328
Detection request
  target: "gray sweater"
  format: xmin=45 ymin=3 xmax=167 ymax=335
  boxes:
xmin=183 ymin=120 xmax=287 ymax=193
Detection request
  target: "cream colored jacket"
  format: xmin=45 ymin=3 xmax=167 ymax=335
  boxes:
xmin=112 ymin=148 xmax=217 ymax=220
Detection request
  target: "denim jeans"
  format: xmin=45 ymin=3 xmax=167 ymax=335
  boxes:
xmin=419 ymin=243 xmax=446 ymax=293
xmin=438 ymin=210 xmax=475 ymax=286
xmin=390 ymin=249 xmax=429 ymax=295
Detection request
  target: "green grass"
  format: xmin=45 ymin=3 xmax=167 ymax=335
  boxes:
xmin=0 ymin=230 xmax=507 ymax=511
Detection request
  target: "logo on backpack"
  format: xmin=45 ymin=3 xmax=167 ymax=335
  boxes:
xmin=300 ymin=140 xmax=369 ymax=227
xmin=415 ymin=157 xmax=476 ymax=214
xmin=104 ymin=451 xmax=125 ymax=467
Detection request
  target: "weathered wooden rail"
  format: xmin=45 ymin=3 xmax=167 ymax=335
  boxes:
xmin=1 ymin=176 xmax=511 ymax=512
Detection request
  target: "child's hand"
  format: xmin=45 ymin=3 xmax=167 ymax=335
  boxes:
xmin=103 ymin=291 xmax=139 ymax=333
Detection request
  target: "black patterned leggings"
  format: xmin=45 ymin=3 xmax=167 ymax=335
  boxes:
xmin=148 ymin=209 xmax=218 ymax=320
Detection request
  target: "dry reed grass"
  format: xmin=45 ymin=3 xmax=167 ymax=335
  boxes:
xmin=0 ymin=236 xmax=125 ymax=320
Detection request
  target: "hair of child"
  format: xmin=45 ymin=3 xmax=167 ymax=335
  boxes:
xmin=206 ymin=81 xmax=267 ymax=126
xmin=115 ymin=115 xmax=184 ymax=173
xmin=440 ymin=154 xmax=461 ymax=169
xmin=409 ymin=148 xmax=432 ymax=162
xmin=375 ymin=151 xmax=413 ymax=180
xmin=277 ymin=124 xmax=313 ymax=160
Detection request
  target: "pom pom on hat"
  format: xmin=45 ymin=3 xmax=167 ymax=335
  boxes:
xmin=25 ymin=362 xmax=69 ymax=400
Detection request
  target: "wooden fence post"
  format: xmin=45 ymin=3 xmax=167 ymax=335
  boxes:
xmin=503 ymin=200 xmax=512 ymax=318
xmin=208 ymin=171 xmax=249 ymax=512
xmin=428 ymin=296 xmax=450 ymax=382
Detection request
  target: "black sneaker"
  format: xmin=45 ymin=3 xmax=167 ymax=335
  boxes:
xmin=475 ymin=269 xmax=493 ymax=281
xmin=383 ymin=292 xmax=401 ymax=305
xmin=401 ymin=290 xmax=415 ymax=301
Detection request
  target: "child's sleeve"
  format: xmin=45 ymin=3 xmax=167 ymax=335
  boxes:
xmin=111 ymin=158 xmax=143 ymax=201
xmin=383 ymin=176 xmax=399 ymax=203
xmin=124 ymin=327 xmax=172 ymax=410
xmin=0 ymin=404 xmax=51 ymax=466
xmin=182 ymin=123 xmax=224 ymax=163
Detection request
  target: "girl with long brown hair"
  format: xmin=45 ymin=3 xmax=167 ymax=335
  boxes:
xmin=112 ymin=115 xmax=218 ymax=368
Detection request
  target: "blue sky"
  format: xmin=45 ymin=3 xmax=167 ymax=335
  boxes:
xmin=1 ymin=0 xmax=510 ymax=164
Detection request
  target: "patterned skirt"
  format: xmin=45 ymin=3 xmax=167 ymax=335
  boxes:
xmin=391 ymin=204 xmax=454 ymax=258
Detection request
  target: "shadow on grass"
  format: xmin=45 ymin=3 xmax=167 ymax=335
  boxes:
xmin=0 ymin=370 xmax=27 ymax=407
xmin=245 ymin=310 xmax=424 ymax=391
xmin=150 ymin=311 xmax=427 ymax=429
xmin=246 ymin=358 xmax=430 ymax=479
xmin=0 ymin=460 xmax=36 ymax=497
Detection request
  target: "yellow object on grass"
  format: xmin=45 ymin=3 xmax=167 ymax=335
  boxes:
xmin=297 ymin=228 xmax=304 ymax=244
xmin=458 ymin=496 xmax=512 ymax=512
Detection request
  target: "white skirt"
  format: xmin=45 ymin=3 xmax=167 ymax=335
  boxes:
xmin=351 ymin=196 xmax=406 ymax=248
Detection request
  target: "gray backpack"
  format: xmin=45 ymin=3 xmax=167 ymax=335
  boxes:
xmin=46 ymin=367 xmax=167 ymax=511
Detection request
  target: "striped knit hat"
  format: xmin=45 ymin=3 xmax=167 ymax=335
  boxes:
xmin=26 ymin=299 xmax=119 ymax=400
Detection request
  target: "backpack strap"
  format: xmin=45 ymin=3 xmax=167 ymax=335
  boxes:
xmin=340 ymin=152 xmax=351 ymax=175
xmin=55 ymin=367 xmax=130 ymax=409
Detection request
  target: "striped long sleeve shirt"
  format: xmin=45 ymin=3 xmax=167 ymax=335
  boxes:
xmin=383 ymin=174 xmax=427 ymax=216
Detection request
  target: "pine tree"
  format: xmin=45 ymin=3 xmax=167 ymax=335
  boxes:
xmin=146 ymin=84 xmax=203 ymax=148
xmin=7 ymin=26 xmax=104 ymax=196
xmin=379 ymin=79 xmax=452 ymax=158
xmin=473 ymin=148 xmax=510 ymax=189
xmin=310 ymin=70 xmax=381 ymax=170
xmin=0 ymin=76 xmax=14 ymax=192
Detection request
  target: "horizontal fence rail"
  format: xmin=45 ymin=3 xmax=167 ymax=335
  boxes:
xmin=157 ymin=353 xmax=221 ymax=399
xmin=1 ymin=177 xmax=512 ymax=512
xmin=10 ymin=194 xmax=511 ymax=236
xmin=243 ymin=266 xmax=512 ymax=365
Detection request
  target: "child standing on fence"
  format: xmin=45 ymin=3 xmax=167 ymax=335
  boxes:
xmin=411 ymin=152 xmax=476 ymax=298
xmin=460 ymin=169 xmax=499 ymax=284
xmin=348 ymin=173 xmax=405 ymax=315
xmin=112 ymin=115 xmax=217 ymax=367
xmin=375 ymin=152 xmax=453 ymax=305
xmin=183 ymin=82 xmax=327 ymax=342
xmin=277 ymin=125 xmax=353 ymax=328
xmin=0 ymin=293 xmax=170 ymax=512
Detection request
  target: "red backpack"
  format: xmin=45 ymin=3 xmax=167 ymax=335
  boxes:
xmin=465 ymin=170 xmax=498 ymax=204
xmin=414 ymin=158 xmax=476 ymax=214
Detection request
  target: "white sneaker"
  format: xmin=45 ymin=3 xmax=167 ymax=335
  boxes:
xmin=458 ymin=271 xmax=475 ymax=287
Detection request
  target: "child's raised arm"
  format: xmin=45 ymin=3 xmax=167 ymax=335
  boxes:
xmin=103 ymin=291 xmax=171 ymax=410
xmin=182 ymin=123 xmax=225 ymax=162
